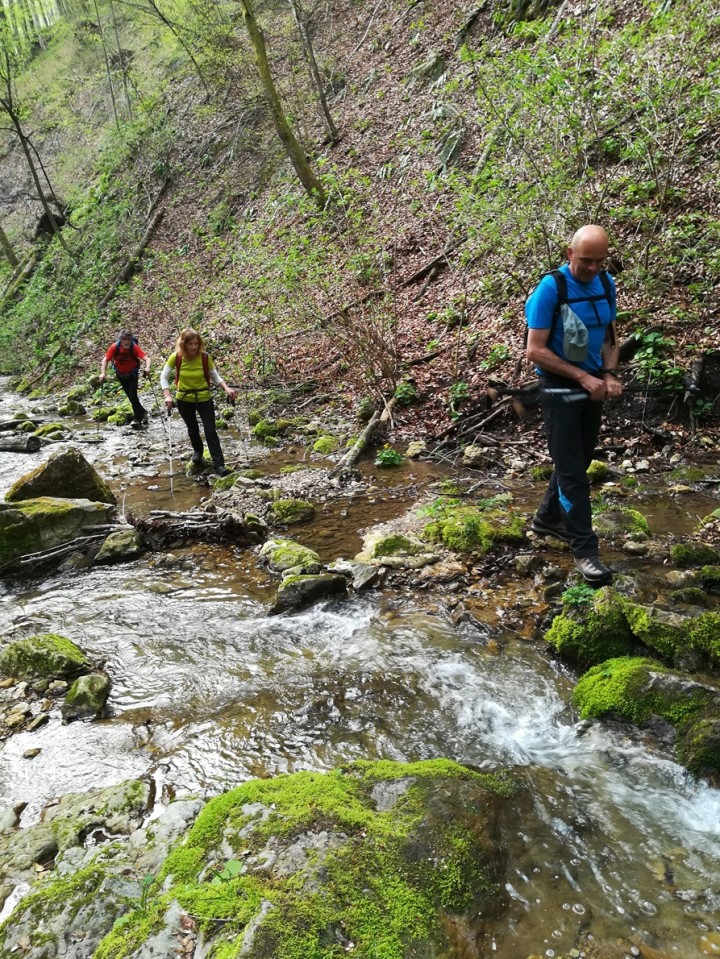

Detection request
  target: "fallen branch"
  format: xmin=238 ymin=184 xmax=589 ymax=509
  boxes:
xmin=331 ymin=396 xmax=398 ymax=474
xmin=98 ymin=207 xmax=165 ymax=310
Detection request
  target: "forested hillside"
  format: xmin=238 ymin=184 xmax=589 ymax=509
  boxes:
xmin=1 ymin=0 xmax=718 ymax=438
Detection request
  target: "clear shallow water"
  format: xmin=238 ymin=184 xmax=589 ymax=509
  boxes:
xmin=1 ymin=382 xmax=720 ymax=956
xmin=1 ymin=554 xmax=720 ymax=957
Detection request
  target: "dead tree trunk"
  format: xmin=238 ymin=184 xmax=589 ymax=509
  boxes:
xmin=238 ymin=0 xmax=326 ymax=207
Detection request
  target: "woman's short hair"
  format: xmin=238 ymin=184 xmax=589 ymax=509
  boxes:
xmin=176 ymin=328 xmax=204 ymax=357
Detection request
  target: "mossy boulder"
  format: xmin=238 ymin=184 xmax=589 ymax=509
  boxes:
xmin=94 ymin=528 xmax=142 ymax=563
xmin=423 ymin=498 xmax=525 ymax=556
xmin=574 ymin=657 xmax=720 ymax=780
xmin=693 ymin=565 xmax=720 ymax=594
xmin=586 ymin=459 xmax=610 ymax=483
xmin=259 ymin=537 xmax=321 ymax=573
xmin=312 ymin=435 xmax=339 ymax=455
xmin=669 ymin=541 xmax=719 ymax=568
xmin=687 ymin=612 xmax=720 ymax=664
xmin=593 ymin=506 xmax=650 ymax=541
xmin=0 ymin=497 xmax=114 ymax=567
xmin=622 ymin=602 xmax=688 ymax=662
xmin=90 ymin=760 xmax=516 ymax=959
xmin=62 ymin=672 xmax=112 ymax=720
xmin=6 ymin=447 xmax=116 ymax=505
xmin=270 ymin=572 xmax=348 ymax=613
xmin=32 ymin=422 xmax=67 ymax=438
xmin=251 ymin=418 xmax=279 ymax=440
xmin=0 ymin=633 xmax=88 ymax=681
xmin=57 ymin=400 xmax=86 ymax=416
xmin=545 ymin=588 xmax=634 ymax=665
xmin=271 ymin=498 xmax=316 ymax=525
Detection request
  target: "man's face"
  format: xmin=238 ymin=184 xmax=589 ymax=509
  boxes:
xmin=120 ymin=337 xmax=132 ymax=349
xmin=567 ymin=239 xmax=608 ymax=283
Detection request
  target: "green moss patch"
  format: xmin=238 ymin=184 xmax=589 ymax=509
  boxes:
xmin=593 ymin=506 xmax=651 ymax=540
xmin=669 ymin=542 xmax=719 ymax=568
xmin=546 ymin=588 xmax=634 ymax=665
xmin=422 ymin=498 xmax=525 ymax=556
xmin=106 ymin=760 xmax=514 ymax=959
xmin=0 ymin=633 xmax=88 ymax=680
xmin=271 ymin=498 xmax=315 ymax=525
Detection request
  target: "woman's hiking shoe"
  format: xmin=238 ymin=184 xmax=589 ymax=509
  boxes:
xmin=215 ymin=466 xmax=232 ymax=477
xmin=574 ymin=555 xmax=613 ymax=585
xmin=530 ymin=515 xmax=572 ymax=543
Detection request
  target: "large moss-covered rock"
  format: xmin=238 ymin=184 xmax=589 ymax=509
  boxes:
xmin=545 ymin=588 xmax=634 ymax=665
xmin=62 ymin=672 xmax=111 ymax=720
xmin=90 ymin=760 xmax=516 ymax=959
xmin=0 ymin=497 xmax=113 ymax=567
xmin=259 ymin=537 xmax=321 ymax=573
xmin=574 ymin=657 xmax=720 ymax=780
xmin=0 ymin=633 xmax=88 ymax=680
xmin=6 ymin=447 xmax=116 ymax=505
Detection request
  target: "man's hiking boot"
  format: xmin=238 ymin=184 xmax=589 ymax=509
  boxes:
xmin=215 ymin=465 xmax=232 ymax=478
xmin=130 ymin=419 xmax=142 ymax=429
xmin=530 ymin=514 xmax=572 ymax=543
xmin=574 ymin=555 xmax=613 ymax=585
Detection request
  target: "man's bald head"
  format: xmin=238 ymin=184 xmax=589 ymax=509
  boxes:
xmin=567 ymin=225 xmax=609 ymax=282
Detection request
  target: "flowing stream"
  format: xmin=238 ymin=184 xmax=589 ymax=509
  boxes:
xmin=0 ymin=381 xmax=719 ymax=958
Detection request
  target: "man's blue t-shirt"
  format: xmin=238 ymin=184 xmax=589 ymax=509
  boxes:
xmin=525 ymin=264 xmax=616 ymax=374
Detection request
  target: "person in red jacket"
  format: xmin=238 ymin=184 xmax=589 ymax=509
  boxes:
xmin=99 ymin=330 xmax=151 ymax=427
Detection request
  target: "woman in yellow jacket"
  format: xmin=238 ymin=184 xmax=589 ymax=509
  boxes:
xmin=160 ymin=328 xmax=237 ymax=476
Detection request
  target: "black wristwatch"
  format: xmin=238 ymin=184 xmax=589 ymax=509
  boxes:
xmin=601 ymin=368 xmax=619 ymax=377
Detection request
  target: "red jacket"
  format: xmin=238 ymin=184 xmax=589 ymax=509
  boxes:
xmin=106 ymin=342 xmax=147 ymax=376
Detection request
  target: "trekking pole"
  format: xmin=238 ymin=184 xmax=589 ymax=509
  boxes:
xmin=95 ymin=380 xmax=104 ymax=436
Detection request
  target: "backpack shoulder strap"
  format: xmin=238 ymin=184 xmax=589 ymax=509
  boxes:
xmin=201 ymin=352 xmax=210 ymax=386
xmin=174 ymin=352 xmax=181 ymax=385
xmin=547 ymin=269 xmax=567 ymax=343
xmin=599 ymin=271 xmax=617 ymax=348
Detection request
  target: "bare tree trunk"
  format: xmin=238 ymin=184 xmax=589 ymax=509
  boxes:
xmin=237 ymin=0 xmax=326 ymax=207
xmin=92 ymin=0 xmax=120 ymax=128
xmin=288 ymin=0 xmax=338 ymax=143
xmin=0 ymin=222 xmax=19 ymax=268
xmin=109 ymin=0 xmax=133 ymax=120
xmin=0 ymin=54 xmax=70 ymax=251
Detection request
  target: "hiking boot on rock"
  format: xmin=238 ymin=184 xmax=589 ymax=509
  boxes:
xmin=530 ymin=514 xmax=572 ymax=543
xmin=214 ymin=465 xmax=232 ymax=478
xmin=574 ymin=555 xmax=613 ymax=585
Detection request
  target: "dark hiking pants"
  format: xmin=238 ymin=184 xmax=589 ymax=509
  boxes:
xmin=536 ymin=377 xmax=603 ymax=558
xmin=117 ymin=373 xmax=146 ymax=422
xmin=176 ymin=398 xmax=224 ymax=468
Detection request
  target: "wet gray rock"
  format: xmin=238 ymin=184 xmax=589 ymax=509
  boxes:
xmin=270 ymin=573 xmax=348 ymax=614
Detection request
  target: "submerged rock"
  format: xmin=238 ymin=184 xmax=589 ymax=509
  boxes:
xmin=5 ymin=447 xmax=116 ymax=505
